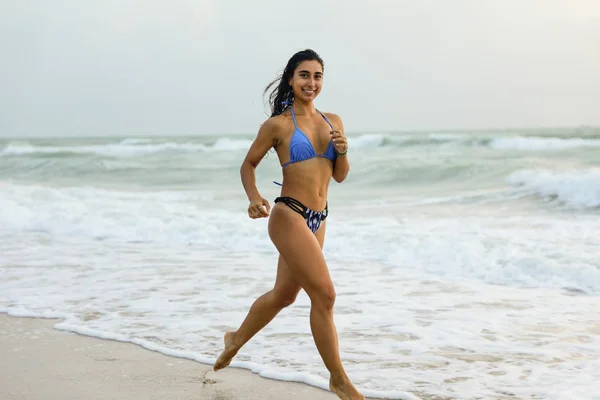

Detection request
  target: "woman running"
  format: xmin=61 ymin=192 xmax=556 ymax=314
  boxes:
xmin=214 ymin=49 xmax=364 ymax=400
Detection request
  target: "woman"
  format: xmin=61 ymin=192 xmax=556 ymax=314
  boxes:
xmin=213 ymin=49 xmax=364 ymax=400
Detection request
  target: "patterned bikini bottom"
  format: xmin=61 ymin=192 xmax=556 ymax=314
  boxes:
xmin=274 ymin=196 xmax=328 ymax=234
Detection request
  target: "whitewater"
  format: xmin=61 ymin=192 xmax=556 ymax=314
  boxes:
xmin=1 ymin=128 xmax=599 ymax=400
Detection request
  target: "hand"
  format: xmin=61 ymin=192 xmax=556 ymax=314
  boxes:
xmin=330 ymin=130 xmax=348 ymax=154
xmin=248 ymin=197 xmax=270 ymax=219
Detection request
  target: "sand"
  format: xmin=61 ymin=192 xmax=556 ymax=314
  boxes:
xmin=0 ymin=313 xmax=382 ymax=400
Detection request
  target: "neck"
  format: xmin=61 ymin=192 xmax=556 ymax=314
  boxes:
xmin=291 ymin=99 xmax=317 ymax=115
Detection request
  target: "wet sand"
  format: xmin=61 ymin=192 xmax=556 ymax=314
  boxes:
xmin=0 ymin=314 xmax=396 ymax=400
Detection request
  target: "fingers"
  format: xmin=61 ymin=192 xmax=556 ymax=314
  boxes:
xmin=333 ymin=136 xmax=346 ymax=145
xmin=248 ymin=199 xmax=270 ymax=219
xmin=249 ymin=210 xmax=264 ymax=219
xmin=330 ymin=130 xmax=348 ymax=152
xmin=248 ymin=208 xmax=263 ymax=219
xmin=330 ymin=130 xmax=346 ymax=142
xmin=258 ymin=205 xmax=269 ymax=217
xmin=330 ymin=130 xmax=342 ymax=139
xmin=248 ymin=208 xmax=260 ymax=219
xmin=263 ymin=199 xmax=271 ymax=214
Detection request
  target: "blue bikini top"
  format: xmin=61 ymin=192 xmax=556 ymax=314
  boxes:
xmin=281 ymin=107 xmax=337 ymax=168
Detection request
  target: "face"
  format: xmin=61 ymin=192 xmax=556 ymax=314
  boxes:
xmin=289 ymin=60 xmax=323 ymax=102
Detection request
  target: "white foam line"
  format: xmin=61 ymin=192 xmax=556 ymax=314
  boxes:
xmin=2 ymin=307 xmax=70 ymax=319
xmin=0 ymin=308 xmax=421 ymax=400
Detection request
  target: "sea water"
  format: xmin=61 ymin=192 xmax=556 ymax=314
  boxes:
xmin=1 ymin=128 xmax=599 ymax=399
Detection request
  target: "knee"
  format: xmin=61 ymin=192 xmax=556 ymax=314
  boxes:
xmin=312 ymin=286 xmax=336 ymax=311
xmin=272 ymin=289 xmax=298 ymax=309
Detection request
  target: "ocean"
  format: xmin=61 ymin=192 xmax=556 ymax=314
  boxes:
xmin=1 ymin=128 xmax=599 ymax=400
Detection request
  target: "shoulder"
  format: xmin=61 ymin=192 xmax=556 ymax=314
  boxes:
xmin=321 ymin=111 xmax=344 ymax=129
xmin=258 ymin=115 xmax=282 ymax=135
xmin=260 ymin=111 xmax=294 ymax=135
xmin=321 ymin=111 xmax=342 ymax=122
xmin=254 ymin=113 xmax=293 ymax=149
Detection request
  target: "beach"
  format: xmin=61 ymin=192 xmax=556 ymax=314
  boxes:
xmin=1 ymin=313 xmax=383 ymax=400
xmin=1 ymin=130 xmax=599 ymax=399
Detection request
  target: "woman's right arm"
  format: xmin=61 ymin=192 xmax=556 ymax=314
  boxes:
xmin=240 ymin=118 xmax=279 ymax=218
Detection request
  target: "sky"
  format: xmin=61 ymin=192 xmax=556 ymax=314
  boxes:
xmin=1 ymin=0 xmax=599 ymax=137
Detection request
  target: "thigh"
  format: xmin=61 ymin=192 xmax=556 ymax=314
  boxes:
xmin=273 ymin=255 xmax=301 ymax=295
xmin=273 ymin=219 xmax=327 ymax=293
xmin=268 ymin=205 xmax=334 ymax=297
xmin=314 ymin=220 xmax=326 ymax=248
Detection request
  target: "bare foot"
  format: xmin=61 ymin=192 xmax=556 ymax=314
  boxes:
xmin=213 ymin=331 xmax=240 ymax=371
xmin=329 ymin=376 xmax=365 ymax=400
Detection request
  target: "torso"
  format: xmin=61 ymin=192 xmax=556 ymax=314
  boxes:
xmin=272 ymin=109 xmax=336 ymax=211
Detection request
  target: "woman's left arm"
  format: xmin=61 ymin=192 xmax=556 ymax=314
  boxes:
xmin=329 ymin=114 xmax=350 ymax=183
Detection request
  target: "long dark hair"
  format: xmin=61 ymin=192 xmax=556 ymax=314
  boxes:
xmin=263 ymin=49 xmax=324 ymax=117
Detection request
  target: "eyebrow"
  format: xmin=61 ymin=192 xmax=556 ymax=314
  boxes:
xmin=298 ymin=70 xmax=323 ymax=75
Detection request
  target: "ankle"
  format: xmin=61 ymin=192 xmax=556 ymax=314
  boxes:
xmin=227 ymin=331 xmax=242 ymax=347
xmin=330 ymin=373 xmax=350 ymax=386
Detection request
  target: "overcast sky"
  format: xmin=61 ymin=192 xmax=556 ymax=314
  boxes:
xmin=1 ymin=0 xmax=599 ymax=137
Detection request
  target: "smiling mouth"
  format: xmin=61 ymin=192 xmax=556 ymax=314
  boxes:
xmin=302 ymin=89 xmax=315 ymax=94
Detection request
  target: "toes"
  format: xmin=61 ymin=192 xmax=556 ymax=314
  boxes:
xmin=213 ymin=355 xmax=232 ymax=372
